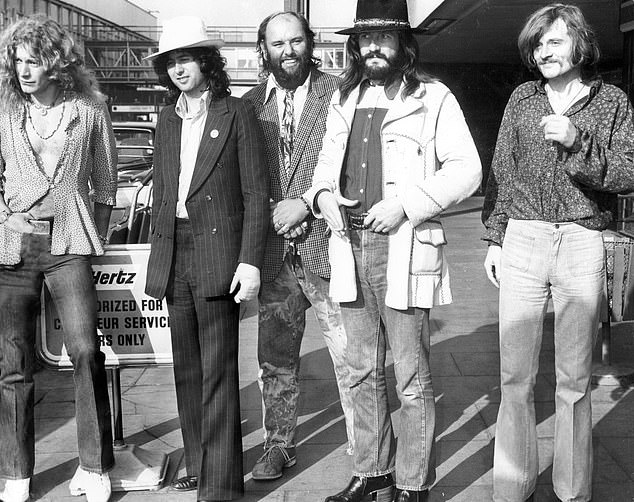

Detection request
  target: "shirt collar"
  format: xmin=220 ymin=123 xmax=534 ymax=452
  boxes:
xmin=175 ymin=90 xmax=210 ymax=120
xmin=264 ymin=71 xmax=311 ymax=103
xmin=360 ymin=74 xmax=402 ymax=101
xmin=532 ymin=77 xmax=602 ymax=97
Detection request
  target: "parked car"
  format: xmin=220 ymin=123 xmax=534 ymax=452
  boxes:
xmin=108 ymin=122 xmax=156 ymax=244
xmin=113 ymin=121 xmax=155 ymax=177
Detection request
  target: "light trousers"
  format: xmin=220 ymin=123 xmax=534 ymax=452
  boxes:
xmin=493 ymin=219 xmax=604 ymax=502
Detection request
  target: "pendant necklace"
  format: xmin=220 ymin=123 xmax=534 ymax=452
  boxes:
xmin=27 ymin=91 xmax=66 ymax=141
xmin=29 ymin=90 xmax=60 ymax=116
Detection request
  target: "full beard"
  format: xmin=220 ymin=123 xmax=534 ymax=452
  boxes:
xmin=362 ymin=53 xmax=399 ymax=82
xmin=267 ymin=51 xmax=312 ymax=90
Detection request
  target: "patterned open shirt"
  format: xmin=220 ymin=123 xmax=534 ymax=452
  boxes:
xmin=482 ymin=78 xmax=634 ymax=246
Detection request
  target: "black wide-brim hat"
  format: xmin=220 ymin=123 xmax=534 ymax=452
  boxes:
xmin=336 ymin=0 xmax=424 ymax=35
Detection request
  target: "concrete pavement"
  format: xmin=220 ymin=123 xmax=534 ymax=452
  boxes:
xmin=6 ymin=196 xmax=634 ymax=501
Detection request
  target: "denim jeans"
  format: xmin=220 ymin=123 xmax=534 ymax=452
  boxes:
xmin=0 ymin=233 xmax=114 ymax=479
xmin=258 ymin=245 xmax=353 ymax=450
xmin=494 ymin=219 xmax=604 ymax=502
xmin=341 ymin=229 xmax=436 ymax=491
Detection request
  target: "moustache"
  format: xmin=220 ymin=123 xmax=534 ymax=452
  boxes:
xmin=363 ymin=52 xmax=389 ymax=62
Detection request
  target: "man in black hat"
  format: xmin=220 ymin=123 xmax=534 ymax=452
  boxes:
xmin=304 ymin=0 xmax=482 ymax=501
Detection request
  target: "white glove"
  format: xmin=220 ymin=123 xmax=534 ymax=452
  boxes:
xmin=229 ymin=262 xmax=261 ymax=303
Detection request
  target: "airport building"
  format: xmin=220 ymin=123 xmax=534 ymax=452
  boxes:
xmin=0 ymin=0 xmax=632 ymax=182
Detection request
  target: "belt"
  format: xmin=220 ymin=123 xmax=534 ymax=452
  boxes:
xmin=346 ymin=212 xmax=370 ymax=230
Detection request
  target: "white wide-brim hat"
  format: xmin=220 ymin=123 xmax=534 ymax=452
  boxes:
xmin=145 ymin=16 xmax=224 ymax=61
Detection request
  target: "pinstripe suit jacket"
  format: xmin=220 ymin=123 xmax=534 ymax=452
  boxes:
xmin=243 ymin=69 xmax=340 ymax=282
xmin=145 ymin=96 xmax=269 ymax=299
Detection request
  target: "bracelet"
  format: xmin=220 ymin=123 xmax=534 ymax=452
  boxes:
xmin=299 ymin=196 xmax=311 ymax=214
xmin=313 ymin=188 xmax=331 ymax=214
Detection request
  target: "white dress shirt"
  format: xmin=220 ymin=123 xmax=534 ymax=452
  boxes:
xmin=175 ymin=90 xmax=209 ymax=219
xmin=264 ymin=72 xmax=310 ymax=129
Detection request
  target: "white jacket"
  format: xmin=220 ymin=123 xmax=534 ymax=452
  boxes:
xmin=305 ymin=80 xmax=482 ymax=310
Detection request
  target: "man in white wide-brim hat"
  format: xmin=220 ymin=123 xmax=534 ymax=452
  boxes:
xmin=144 ymin=15 xmax=223 ymax=61
xmin=144 ymin=15 xmax=269 ymax=502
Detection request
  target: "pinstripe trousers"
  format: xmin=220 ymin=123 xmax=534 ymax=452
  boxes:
xmin=166 ymin=219 xmax=244 ymax=500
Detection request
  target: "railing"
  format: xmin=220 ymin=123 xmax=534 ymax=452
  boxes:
xmin=618 ymin=193 xmax=634 ymax=238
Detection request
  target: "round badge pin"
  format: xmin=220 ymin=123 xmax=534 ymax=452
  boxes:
xmin=210 ymin=129 xmax=219 ymax=138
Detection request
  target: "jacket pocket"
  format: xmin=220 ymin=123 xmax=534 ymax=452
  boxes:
xmin=414 ymin=220 xmax=447 ymax=246
xmin=410 ymin=220 xmax=446 ymax=275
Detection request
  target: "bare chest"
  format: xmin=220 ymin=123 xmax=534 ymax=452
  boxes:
xmin=25 ymin=104 xmax=71 ymax=177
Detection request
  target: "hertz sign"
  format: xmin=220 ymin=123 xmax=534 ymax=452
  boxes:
xmin=38 ymin=245 xmax=174 ymax=368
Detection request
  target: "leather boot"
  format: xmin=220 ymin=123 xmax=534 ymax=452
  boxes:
xmin=325 ymin=474 xmax=394 ymax=502
xmin=392 ymin=488 xmax=429 ymax=502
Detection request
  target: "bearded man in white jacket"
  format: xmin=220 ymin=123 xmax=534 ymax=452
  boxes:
xmin=303 ymin=1 xmax=482 ymax=501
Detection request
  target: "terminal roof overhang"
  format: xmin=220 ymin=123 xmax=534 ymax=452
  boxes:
xmin=413 ymin=0 xmax=623 ymax=64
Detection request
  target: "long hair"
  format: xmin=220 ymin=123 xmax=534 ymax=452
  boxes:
xmin=0 ymin=14 xmax=104 ymax=109
xmin=256 ymin=11 xmax=320 ymax=80
xmin=152 ymin=46 xmax=230 ymax=104
xmin=518 ymin=3 xmax=600 ymax=80
xmin=339 ymin=30 xmax=435 ymax=105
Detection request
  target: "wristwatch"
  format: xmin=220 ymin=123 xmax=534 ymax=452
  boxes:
xmin=0 ymin=209 xmax=12 ymax=224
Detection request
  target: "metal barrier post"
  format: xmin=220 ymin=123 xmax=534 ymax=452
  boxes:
xmin=592 ymin=231 xmax=634 ymax=385
xmin=109 ymin=367 xmax=125 ymax=448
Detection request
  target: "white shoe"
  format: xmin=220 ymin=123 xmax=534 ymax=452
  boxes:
xmin=1 ymin=478 xmax=30 ymax=502
xmin=68 ymin=467 xmax=111 ymax=502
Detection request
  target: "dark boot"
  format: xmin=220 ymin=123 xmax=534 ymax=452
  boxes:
xmin=325 ymin=474 xmax=395 ymax=502
xmin=392 ymin=488 xmax=429 ymax=502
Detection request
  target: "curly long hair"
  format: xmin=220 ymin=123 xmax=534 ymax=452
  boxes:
xmin=152 ymin=46 xmax=230 ymax=104
xmin=518 ymin=3 xmax=600 ymax=80
xmin=339 ymin=30 xmax=435 ymax=105
xmin=0 ymin=14 xmax=104 ymax=109
xmin=255 ymin=11 xmax=320 ymax=80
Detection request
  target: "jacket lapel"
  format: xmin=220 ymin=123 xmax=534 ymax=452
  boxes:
xmin=284 ymin=69 xmax=326 ymax=192
xmin=332 ymin=84 xmax=358 ymax=134
xmin=383 ymin=82 xmax=426 ymax=127
xmin=259 ymin=88 xmax=286 ymax=191
xmin=164 ymin=109 xmax=182 ymax=203
xmin=187 ymin=97 xmax=233 ymax=199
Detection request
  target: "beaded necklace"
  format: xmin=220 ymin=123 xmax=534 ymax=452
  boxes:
xmin=30 ymin=97 xmax=56 ymax=115
xmin=27 ymin=91 xmax=66 ymax=140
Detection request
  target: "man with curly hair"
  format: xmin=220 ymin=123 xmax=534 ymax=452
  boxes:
xmin=144 ymin=16 xmax=269 ymax=502
xmin=0 ymin=13 xmax=116 ymax=502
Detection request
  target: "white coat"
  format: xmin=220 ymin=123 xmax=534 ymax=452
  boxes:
xmin=304 ymin=80 xmax=482 ymax=310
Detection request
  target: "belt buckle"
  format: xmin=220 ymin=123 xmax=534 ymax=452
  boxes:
xmin=346 ymin=212 xmax=369 ymax=230
xmin=30 ymin=219 xmax=52 ymax=235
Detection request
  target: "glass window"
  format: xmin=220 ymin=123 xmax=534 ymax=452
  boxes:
xmin=60 ymin=6 xmax=69 ymax=26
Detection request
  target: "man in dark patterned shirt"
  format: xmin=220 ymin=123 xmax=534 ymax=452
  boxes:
xmin=482 ymin=4 xmax=634 ymax=502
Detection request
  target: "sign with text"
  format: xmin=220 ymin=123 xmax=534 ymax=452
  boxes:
xmin=37 ymin=245 xmax=173 ymax=368
xmin=111 ymin=105 xmax=156 ymax=113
